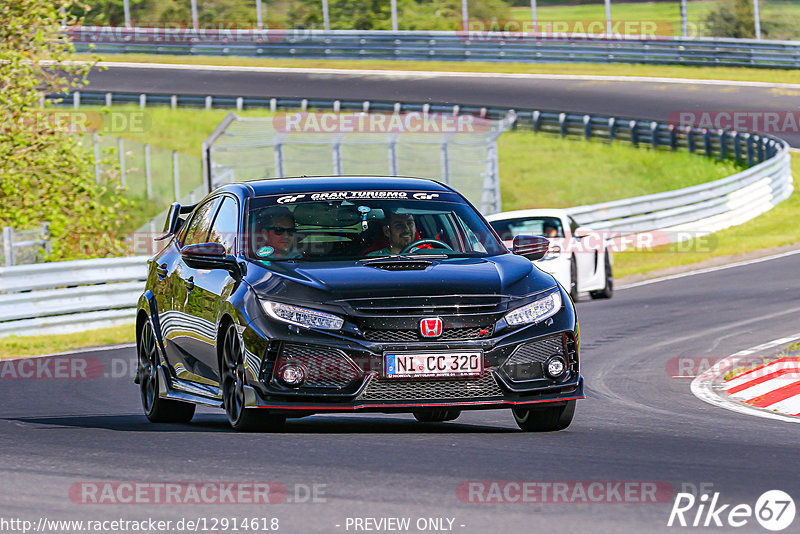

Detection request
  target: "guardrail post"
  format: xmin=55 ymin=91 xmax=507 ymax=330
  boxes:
xmin=703 ymin=129 xmax=712 ymax=157
xmin=733 ymin=132 xmax=742 ymax=162
xmin=650 ymin=121 xmax=659 ymax=149
xmin=332 ymin=140 xmax=342 ymax=175
xmin=301 ymin=99 xmax=308 ymax=112
xmin=608 ymin=117 xmax=616 ymax=144
xmin=559 ymin=113 xmax=567 ymax=138
xmin=757 ymin=136 xmax=765 ymax=162
xmin=3 ymin=227 xmax=14 ymax=267
xmin=205 ymin=96 xmax=213 ymax=111
xmin=105 ymin=92 xmax=112 ymax=107
xmin=388 ymin=137 xmax=398 ymax=176
xmin=745 ymin=133 xmax=754 ymax=166
xmin=144 ymin=143 xmax=152 ymax=199
xmin=270 ymin=98 xmax=277 ymax=113
xmin=532 ymin=110 xmax=541 ymax=133
xmin=363 ymin=101 xmax=370 ymax=113
xmin=629 ymin=120 xmax=638 ymax=147
xmin=583 ymin=115 xmax=591 ymax=140
xmin=93 ymin=131 xmax=101 ymax=184
xmin=719 ymin=130 xmax=727 ymax=160
xmin=73 ymin=91 xmax=80 ymax=109
xmin=118 ymin=137 xmax=126 ymax=186
xmin=171 ymin=95 xmax=178 ymax=109
xmin=423 ymin=103 xmax=430 ymax=116
xmin=333 ymin=100 xmax=341 ymax=113
xmin=236 ymin=97 xmax=243 ymax=111
xmin=686 ymin=126 xmax=695 ymax=153
xmin=139 ymin=94 xmax=146 ymax=108
xmin=172 ymin=151 xmax=180 ymax=201
xmin=668 ymin=124 xmax=677 ymax=150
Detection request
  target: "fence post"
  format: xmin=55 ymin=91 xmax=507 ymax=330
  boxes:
xmin=388 ymin=136 xmax=398 ymax=176
xmin=3 ymin=227 xmax=14 ymax=267
xmin=171 ymin=95 xmax=178 ymax=109
xmin=650 ymin=121 xmax=659 ymax=149
xmin=236 ymin=97 xmax=243 ymax=111
xmin=745 ymin=133 xmax=754 ymax=166
xmin=93 ymin=131 xmax=101 ymax=184
xmin=440 ymin=141 xmax=450 ymax=184
xmin=274 ymin=143 xmax=284 ymax=177
xmin=669 ymin=124 xmax=677 ymax=150
xmin=118 ymin=137 xmax=126 ymax=186
xmin=105 ymin=92 xmax=112 ymax=107
xmin=703 ymin=129 xmax=712 ymax=157
xmin=139 ymin=94 xmax=146 ymax=108
xmin=172 ymin=151 xmax=180 ymax=201
xmin=719 ymin=130 xmax=727 ymax=160
xmin=332 ymin=140 xmax=343 ymax=175
xmin=757 ymin=136 xmax=765 ymax=162
xmin=608 ymin=117 xmax=616 ymax=144
xmin=73 ymin=91 xmax=80 ymax=109
xmin=144 ymin=143 xmax=152 ymax=199
xmin=559 ymin=112 xmax=567 ymax=138
xmin=205 ymin=96 xmax=213 ymax=111
xmin=733 ymin=132 xmax=742 ymax=162
xmin=583 ymin=114 xmax=591 ymax=140
xmin=532 ymin=110 xmax=541 ymax=133
xmin=686 ymin=126 xmax=695 ymax=153
xmin=41 ymin=222 xmax=52 ymax=256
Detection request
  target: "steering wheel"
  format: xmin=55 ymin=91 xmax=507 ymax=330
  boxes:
xmin=400 ymin=239 xmax=454 ymax=254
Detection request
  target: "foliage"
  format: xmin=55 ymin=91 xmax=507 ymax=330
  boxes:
xmin=703 ymin=0 xmax=757 ymax=38
xmin=0 ymin=0 xmax=135 ymax=260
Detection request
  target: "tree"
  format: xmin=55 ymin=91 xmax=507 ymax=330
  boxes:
xmin=0 ymin=0 xmax=134 ymax=260
xmin=704 ymin=0 xmax=757 ymax=38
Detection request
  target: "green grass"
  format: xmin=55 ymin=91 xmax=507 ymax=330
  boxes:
xmin=83 ymin=53 xmax=800 ymax=86
xmin=789 ymin=342 xmax=800 ymax=351
xmin=613 ymin=155 xmax=800 ymax=278
xmin=0 ymin=324 xmax=135 ymax=359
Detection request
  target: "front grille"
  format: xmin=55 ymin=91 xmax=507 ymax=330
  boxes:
xmin=274 ymin=343 xmax=362 ymax=389
xmin=358 ymin=373 xmax=504 ymax=401
xmin=500 ymin=335 xmax=566 ymax=382
xmin=362 ymin=325 xmax=494 ymax=342
xmin=342 ymin=295 xmax=507 ymax=316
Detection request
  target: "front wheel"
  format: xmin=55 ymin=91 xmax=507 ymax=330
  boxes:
xmin=590 ymin=252 xmax=613 ymax=300
xmin=413 ymin=409 xmax=461 ymax=423
xmin=220 ymin=324 xmax=285 ymax=432
xmin=138 ymin=319 xmax=195 ymax=423
xmin=512 ymin=401 xmax=575 ymax=432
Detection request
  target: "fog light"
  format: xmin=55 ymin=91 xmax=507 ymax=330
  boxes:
xmin=278 ymin=362 xmax=306 ymax=386
xmin=545 ymin=356 xmax=567 ymax=379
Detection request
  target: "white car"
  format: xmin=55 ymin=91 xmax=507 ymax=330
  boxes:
xmin=486 ymin=209 xmax=613 ymax=301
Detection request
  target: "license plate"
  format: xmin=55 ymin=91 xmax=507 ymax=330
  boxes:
xmin=384 ymin=351 xmax=483 ymax=378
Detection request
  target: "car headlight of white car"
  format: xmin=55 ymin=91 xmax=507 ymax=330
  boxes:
xmin=504 ymin=291 xmax=562 ymax=326
xmin=263 ymin=301 xmax=344 ymax=330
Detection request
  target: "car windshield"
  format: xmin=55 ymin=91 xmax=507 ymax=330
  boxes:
xmin=490 ymin=216 xmax=565 ymax=239
xmin=245 ymin=190 xmax=507 ymax=261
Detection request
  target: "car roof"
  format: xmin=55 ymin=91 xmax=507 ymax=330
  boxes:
xmin=485 ymin=208 xmax=570 ymax=221
xmin=220 ymin=176 xmax=453 ymax=198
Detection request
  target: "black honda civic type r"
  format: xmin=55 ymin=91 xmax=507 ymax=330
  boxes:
xmin=135 ymin=176 xmax=583 ymax=431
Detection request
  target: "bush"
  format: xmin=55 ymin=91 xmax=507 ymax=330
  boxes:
xmin=0 ymin=0 xmax=135 ymax=261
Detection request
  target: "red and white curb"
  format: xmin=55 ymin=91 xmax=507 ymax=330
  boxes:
xmin=691 ymin=333 xmax=800 ymax=423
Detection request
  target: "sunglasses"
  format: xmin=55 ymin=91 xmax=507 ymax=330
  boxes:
xmin=266 ymin=226 xmax=297 ymax=236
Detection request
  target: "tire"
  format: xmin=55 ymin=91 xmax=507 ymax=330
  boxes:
xmin=413 ymin=409 xmax=461 ymax=423
xmin=512 ymin=401 xmax=576 ymax=432
xmin=137 ymin=318 xmax=195 ymax=423
xmin=220 ymin=323 xmax=286 ymax=432
xmin=590 ymin=252 xmax=614 ymax=300
xmin=569 ymin=256 xmax=579 ymax=303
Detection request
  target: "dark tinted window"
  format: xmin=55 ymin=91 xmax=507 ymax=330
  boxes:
xmin=208 ymin=196 xmax=239 ymax=254
xmin=490 ymin=216 xmax=564 ymax=239
xmin=182 ymin=198 xmax=221 ymax=247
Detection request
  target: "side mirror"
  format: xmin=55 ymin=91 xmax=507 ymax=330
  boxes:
xmin=574 ymin=226 xmax=592 ymax=238
xmin=512 ymin=235 xmax=549 ymax=261
xmin=181 ymin=243 xmax=240 ymax=274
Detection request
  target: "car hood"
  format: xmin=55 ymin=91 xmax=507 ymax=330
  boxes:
xmin=246 ymin=254 xmax=557 ymax=302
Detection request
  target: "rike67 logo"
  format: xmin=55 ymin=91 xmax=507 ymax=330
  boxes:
xmin=668 ymin=490 xmax=795 ymax=531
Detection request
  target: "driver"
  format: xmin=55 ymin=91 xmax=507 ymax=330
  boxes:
xmin=368 ymin=210 xmax=417 ymax=256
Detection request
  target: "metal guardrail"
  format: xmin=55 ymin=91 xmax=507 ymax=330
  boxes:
xmin=69 ymin=28 xmax=800 ymax=68
xmin=0 ymin=256 xmax=148 ymax=337
xmin=1 ymin=224 xmax=51 ymax=267
xmin=18 ymin=89 xmax=790 ymax=336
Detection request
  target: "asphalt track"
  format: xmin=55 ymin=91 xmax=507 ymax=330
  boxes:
xmin=85 ymin=63 xmax=800 ymax=145
xmin=2 ymin=252 xmax=800 ymax=532
xmin=3 ymin=65 xmax=799 ymax=532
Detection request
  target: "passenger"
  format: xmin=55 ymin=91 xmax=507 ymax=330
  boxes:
xmin=368 ymin=210 xmax=417 ymax=256
xmin=542 ymin=222 xmax=559 ymax=238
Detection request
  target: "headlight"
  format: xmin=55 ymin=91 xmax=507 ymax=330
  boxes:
xmin=504 ymin=292 xmax=562 ymax=326
xmin=263 ymin=301 xmax=344 ymax=330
